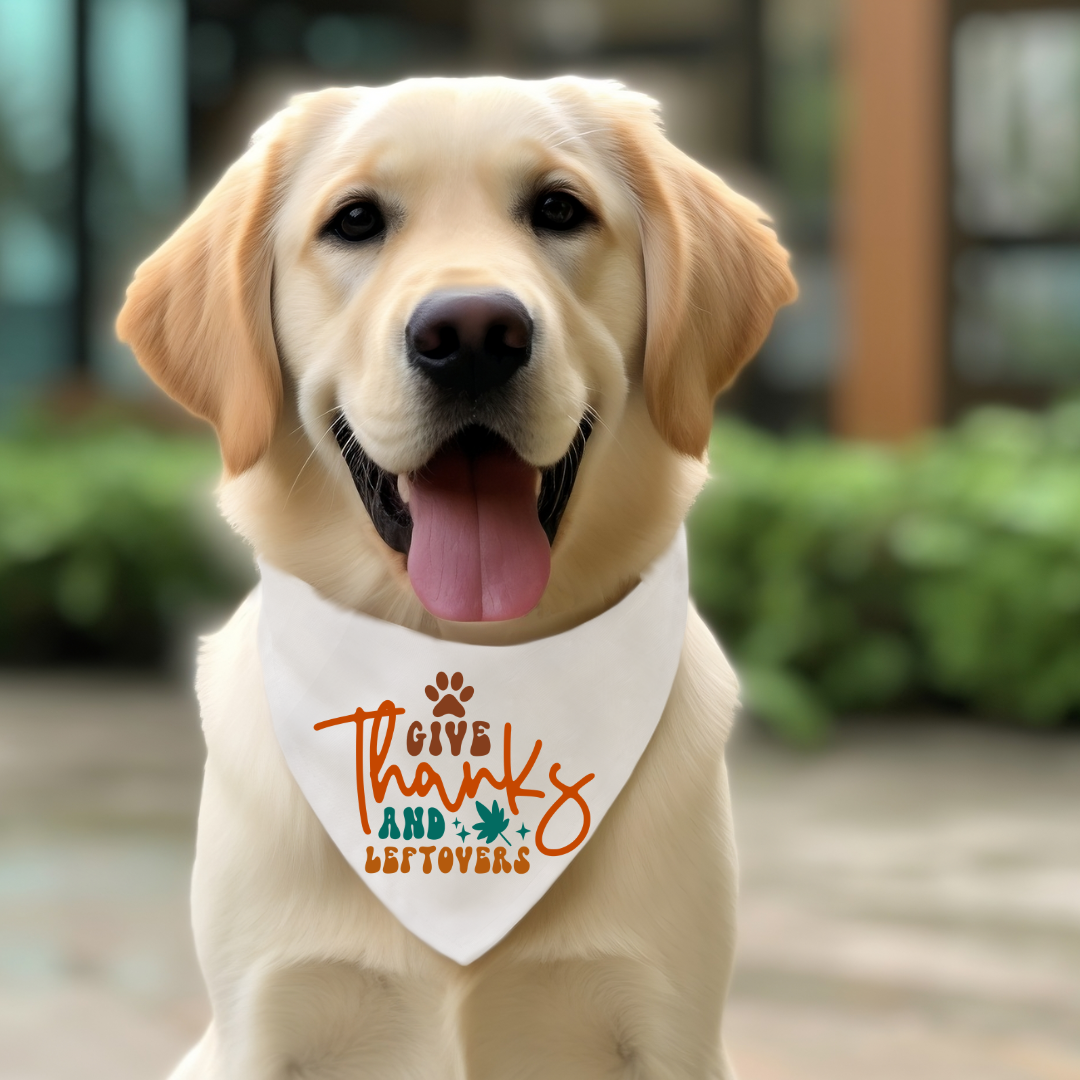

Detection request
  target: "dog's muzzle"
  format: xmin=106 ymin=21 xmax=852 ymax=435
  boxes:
xmin=333 ymin=286 xmax=593 ymax=621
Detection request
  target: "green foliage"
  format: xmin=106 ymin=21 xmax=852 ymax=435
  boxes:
xmin=689 ymin=402 xmax=1080 ymax=742
xmin=472 ymin=800 xmax=512 ymax=845
xmin=0 ymin=420 xmax=252 ymax=666
xmin=7 ymin=404 xmax=1080 ymax=745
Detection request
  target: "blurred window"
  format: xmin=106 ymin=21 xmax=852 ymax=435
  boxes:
xmin=955 ymin=248 xmax=1080 ymax=385
xmin=0 ymin=0 xmax=186 ymax=418
xmin=955 ymin=11 xmax=1080 ymax=236
xmin=90 ymin=0 xmax=187 ymax=391
xmin=950 ymin=6 xmax=1080 ymax=399
xmin=0 ymin=0 xmax=75 ymax=417
xmin=736 ymin=0 xmax=842 ymax=431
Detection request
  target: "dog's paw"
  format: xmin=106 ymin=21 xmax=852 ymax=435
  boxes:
xmin=425 ymin=671 xmax=474 ymax=717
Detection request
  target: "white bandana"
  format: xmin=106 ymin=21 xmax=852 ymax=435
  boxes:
xmin=257 ymin=530 xmax=688 ymax=965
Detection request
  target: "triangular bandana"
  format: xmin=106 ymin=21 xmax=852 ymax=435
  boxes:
xmin=257 ymin=530 xmax=688 ymax=965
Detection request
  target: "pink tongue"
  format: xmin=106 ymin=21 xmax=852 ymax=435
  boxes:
xmin=407 ymin=445 xmax=550 ymax=622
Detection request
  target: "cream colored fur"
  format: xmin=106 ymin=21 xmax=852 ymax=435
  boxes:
xmin=117 ymin=76 xmax=795 ymax=1079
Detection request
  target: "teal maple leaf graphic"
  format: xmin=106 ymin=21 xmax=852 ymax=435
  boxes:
xmin=472 ymin=799 xmax=512 ymax=845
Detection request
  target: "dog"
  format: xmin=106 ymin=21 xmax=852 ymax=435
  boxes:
xmin=117 ymin=76 xmax=795 ymax=1079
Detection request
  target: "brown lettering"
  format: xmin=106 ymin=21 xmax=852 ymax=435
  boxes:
xmin=418 ymin=846 xmax=436 ymax=873
xmin=492 ymin=846 xmax=512 ymax=874
xmin=475 ymin=846 xmax=491 ymax=873
xmin=445 ymin=720 xmax=466 ymax=755
xmin=364 ymin=846 xmax=381 ymax=873
xmin=383 ymin=846 xmax=399 ymax=873
xmin=455 ymin=846 xmax=473 ymax=873
xmin=429 ymin=722 xmax=443 ymax=755
xmin=513 ymin=847 xmax=530 ymax=874
xmin=470 ymin=721 xmax=491 ymax=756
xmin=400 ymin=846 xmax=417 ymax=873
xmin=438 ymin=846 xmax=454 ymax=873
xmin=406 ymin=721 xmax=426 ymax=756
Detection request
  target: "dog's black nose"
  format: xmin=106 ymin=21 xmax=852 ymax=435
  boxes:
xmin=406 ymin=290 xmax=533 ymax=399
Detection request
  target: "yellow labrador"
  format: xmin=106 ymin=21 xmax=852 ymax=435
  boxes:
xmin=118 ymin=77 xmax=794 ymax=1080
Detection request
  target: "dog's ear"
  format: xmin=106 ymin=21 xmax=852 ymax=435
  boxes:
xmin=116 ymin=118 xmax=290 ymax=475
xmin=600 ymin=90 xmax=797 ymax=457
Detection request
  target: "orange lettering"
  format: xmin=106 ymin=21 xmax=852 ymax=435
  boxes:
xmin=315 ymin=700 xmax=405 ymax=834
xmin=364 ymin=846 xmax=381 ymax=873
xmin=455 ymin=846 xmax=473 ymax=872
xmin=418 ymin=846 xmax=436 ymax=873
xmin=475 ymin=846 xmax=491 ymax=873
xmin=401 ymin=846 xmax=417 ymax=873
xmin=500 ymin=724 xmax=544 ymax=813
xmin=534 ymin=764 xmax=594 ymax=857
xmin=369 ymin=721 xmax=543 ymax=816
xmin=492 ymin=847 xmax=512 ymax=874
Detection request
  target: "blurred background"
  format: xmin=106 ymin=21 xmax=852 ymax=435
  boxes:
xmin=1 ymin=1 xmax=1078 ymax=1078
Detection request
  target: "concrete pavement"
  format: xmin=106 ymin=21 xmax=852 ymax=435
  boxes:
xmin=1 ymin=674 xmax=1077 ymax=1079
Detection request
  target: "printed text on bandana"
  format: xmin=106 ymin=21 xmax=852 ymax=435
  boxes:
xmin=314 ymin=671 xmax=595 ymax=876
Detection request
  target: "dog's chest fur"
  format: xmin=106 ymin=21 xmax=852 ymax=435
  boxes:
xmin=179 ymin=593 xmax=739 ymax=1079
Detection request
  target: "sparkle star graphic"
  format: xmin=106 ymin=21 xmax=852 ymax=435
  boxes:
xmin=452 ymin=819 xmax=461 ymax=829
xmin=517 ymin=823 xmax=531 ymax=839
xmin=457 ymin=827 xmax=469 ymax=841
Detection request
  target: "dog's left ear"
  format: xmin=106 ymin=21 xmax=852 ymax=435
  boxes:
xmin=605 ymin=93 xmax=798 ymax=457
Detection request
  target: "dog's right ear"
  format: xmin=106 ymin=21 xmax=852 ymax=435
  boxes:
xmin=116 ymin=120 xmax=289 ymax=475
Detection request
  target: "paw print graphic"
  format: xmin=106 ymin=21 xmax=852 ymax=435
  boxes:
xmin=425 ymin=671 xmax=474 ymax=717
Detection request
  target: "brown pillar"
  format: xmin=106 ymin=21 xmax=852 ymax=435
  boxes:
xmin=834 ymin=0 xmax=947 ymax=440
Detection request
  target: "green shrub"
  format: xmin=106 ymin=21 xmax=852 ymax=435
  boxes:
xmin=689 ymin=402 xmax=1080 ymax=742
xmin=0 ymin=421 xmax=251 ymax=665
xmin=6 ymin=406 xmax=1080 ymax=741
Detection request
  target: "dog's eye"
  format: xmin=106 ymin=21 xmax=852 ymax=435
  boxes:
xmin=331 ymin=201 xmax=385 ymax=242
xmin=532 ymin=191 xmax=590 ymax=232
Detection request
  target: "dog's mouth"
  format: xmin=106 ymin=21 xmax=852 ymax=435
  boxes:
xmin=332 ymin=415 xmax=592 ymax=623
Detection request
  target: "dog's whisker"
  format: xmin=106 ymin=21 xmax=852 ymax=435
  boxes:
xmin=285 ymin=422 xmax=338 ymax=506
xmin=580 ymin=400 xmax=627 ymax=460
xmin=288 ymin=396 xmax=362 ymax=439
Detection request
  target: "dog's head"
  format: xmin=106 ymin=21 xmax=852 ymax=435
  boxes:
xmin=118 ymin=77 xmax=795 ymax=634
